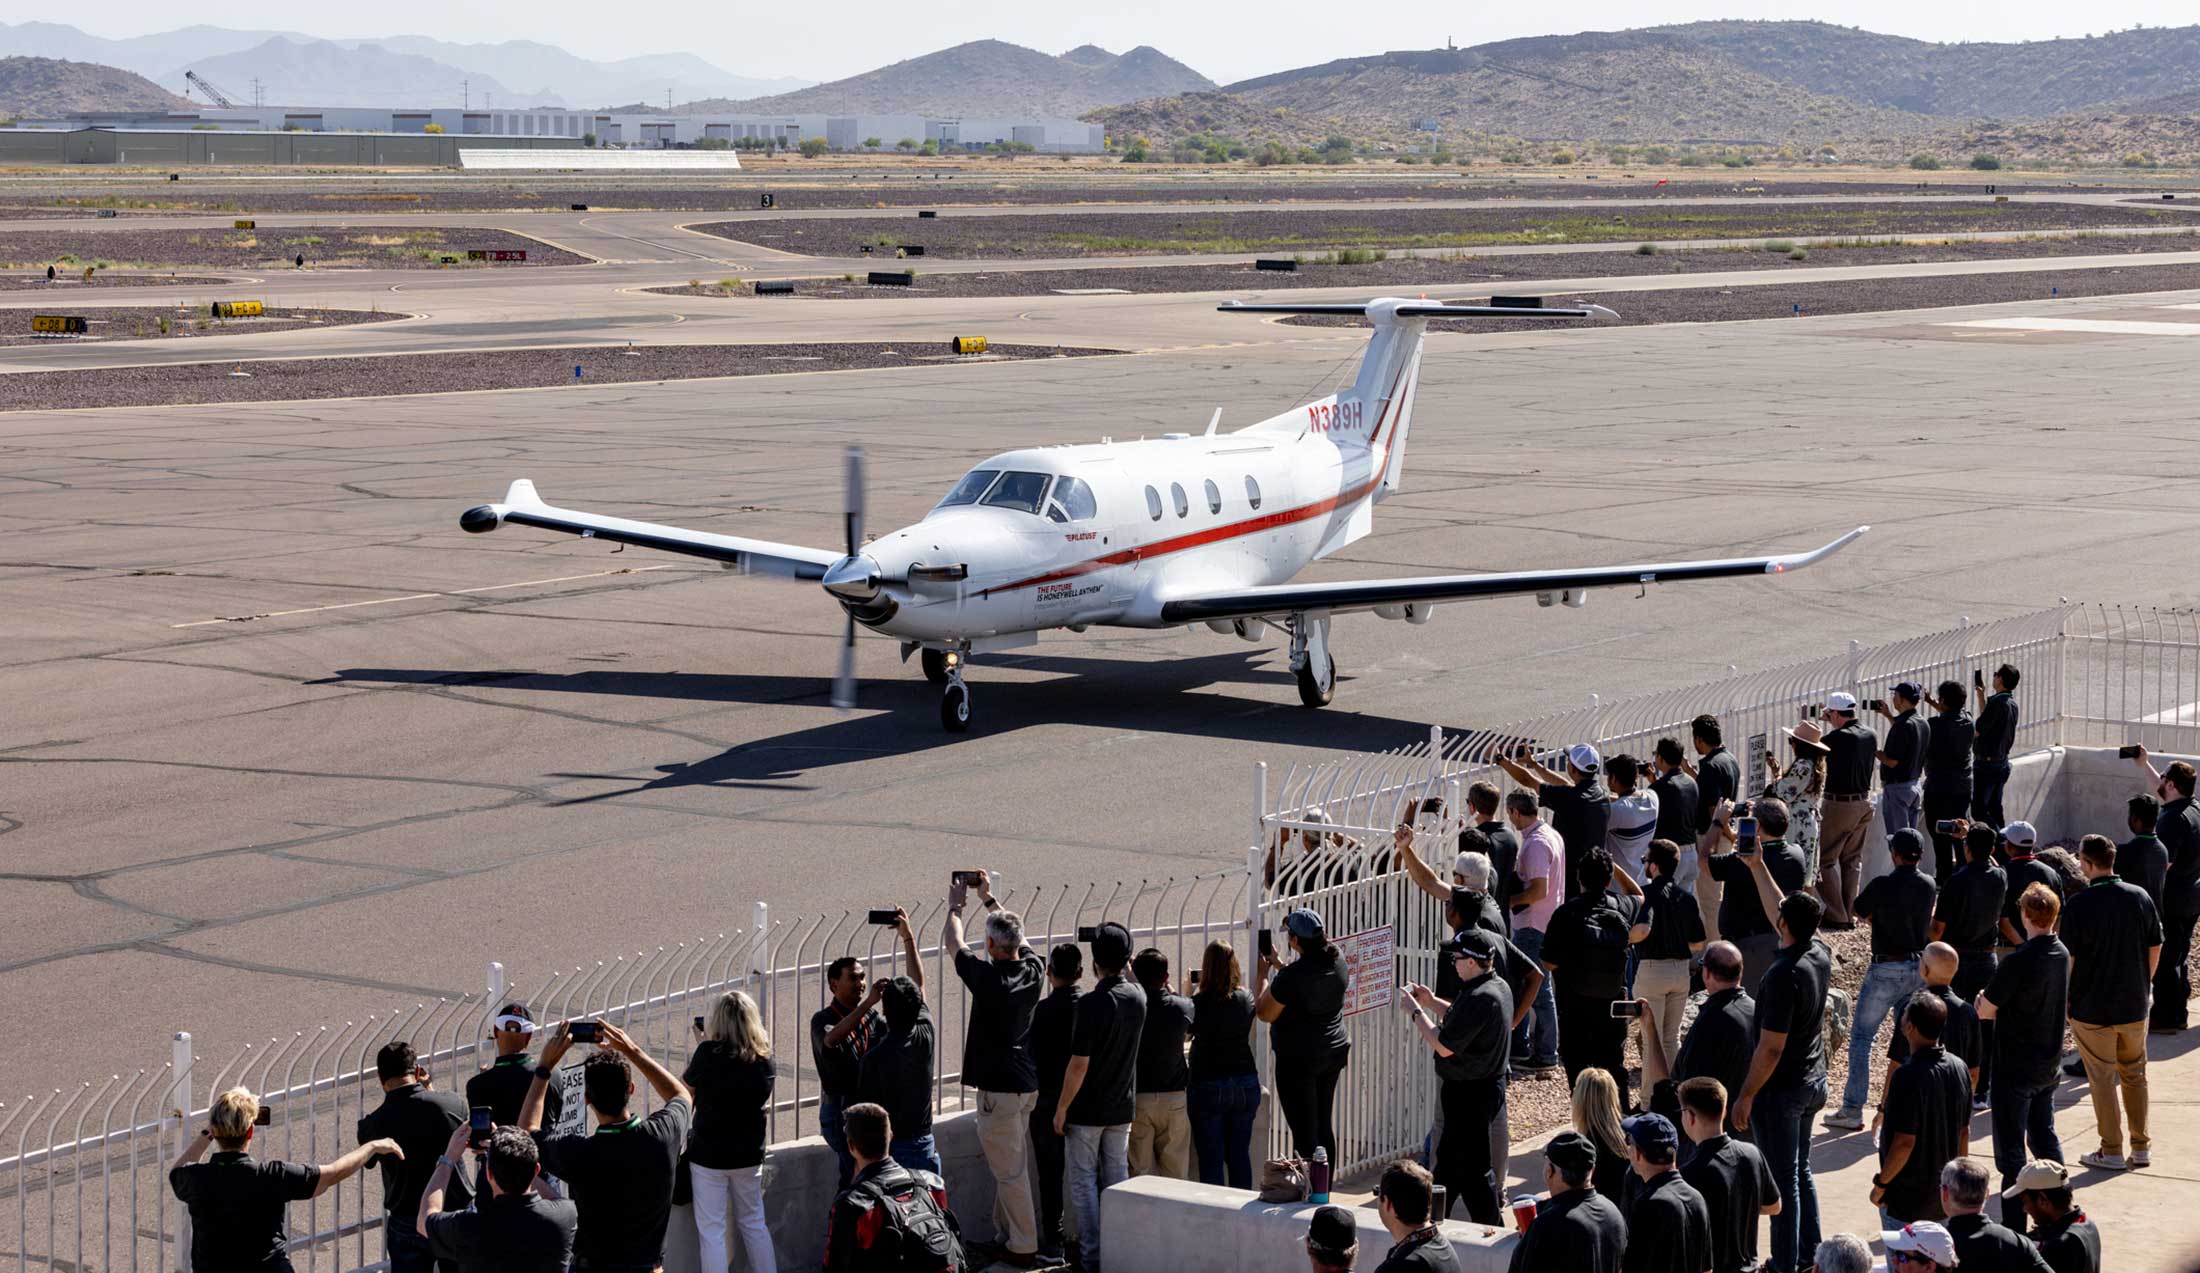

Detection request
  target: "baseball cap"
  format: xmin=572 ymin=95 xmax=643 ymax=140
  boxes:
xmin=1568 ymin=743 xmax=1602 ymax=773
xmin=1089 ymin=921 xmax=1133 ymax=967
xmin=2000 ymin=1159 xmax=2070 ymax=1198
xmin=1544 ymin=1130 xmax=1598 ymax=1175
xmin=1888 ymin=827 xmax=1928 ymax=861
xmin=1892 ymin=681 xmax=1924 ymax=702
xmin=1441 ymin=930 xmax=1499 ymax=963
xmin=1621 ymin=1112 xmax=1678 ymax=1155
xmin=1882 ymin=1221 xmax=1958 ymax=1267
xmin=1306 ymin=1205 xmax=1358 ymax=1258
xmin=1283 ymin=908 xmax=1326 ymax=941
xmin=2002 ymin=820 xmax=2039 ymax=849
xmin=1825 ymin=691 xmax=1859 ymax=713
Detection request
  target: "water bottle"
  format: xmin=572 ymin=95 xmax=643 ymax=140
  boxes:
xmin=1309 ymin=1146 xmax=1331 ymax=1204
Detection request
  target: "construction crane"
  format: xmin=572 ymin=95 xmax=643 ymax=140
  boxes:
xmin=184 ymin=71 xmax=241 ymax=109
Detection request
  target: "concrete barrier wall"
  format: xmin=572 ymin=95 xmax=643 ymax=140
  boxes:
xmin=1099 ymin=1176 xmax=1515 ymax=1273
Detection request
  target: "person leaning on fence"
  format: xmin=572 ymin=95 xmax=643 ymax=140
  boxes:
xmin=823 ymin=1101 xmax=970 ymax=1273
xmin=1826 ymin=827 xmax=1937 ymax=1131
xmin=520 ymin=1019 xmax=694 ymax=1273
xmin=1761 ymin=718 xmax=1828 ymax=911
xmin=1054 ymin=921 xmax=1144 ymax=1273
xmin=1978 ymin=883 xmax=2070 ymax=1235
xmin=849 ymin=907 xmax=933 ymax=1173
xmin=1373 ymin=1160 xmax=1463 ymax=1273
xmin=359 ymin=1040 xmax=472 ymax=1273
xmin=1922 ymin=681 xmax=1977 ymax=879
xmin=683 ymin=989 xmax=777 ymax=1273
xmin=1618 ymin=1112 xmax=1712 ymax=1273
xmin=1508 ymin=1131 xmax=1626 ymax=1273
xmin=1405 ymin=928 xmax=1511 ymax=1224
xmin=1817 ymin=693 xmax=1879 ymax=927
xmin=1674 ymin=1079 xmax=1780 ymax=1273
xmin=1305 ymin=1203 xmax=1361 ymax=1273
xmin=1188 ymin=939 xmax=1260 ymax=1191
xmin=1973 ymin=665 xmax=2022 ymax=829
xmin=470 ymin=1003 xmax=562 ymax=1134
xmin=2003 ymin=1160 xmax=2099 ymax=1273
xmin=2117 ymin=792 xmax=2169 ymax=911
xmin=1632 ymin=942 xmax=1755 ymax=1139
xmin=170 ymin=1086 xmax=403 ymax=1273
xmin=1504 ymin=789 xmax=1565 ymax=1072
xmin=1735 ymin=892 xmax=1833 ymax=1273
xmin=1256 ymin=907 xmax=1353 ymax=1166
xmin=1498 ymin=742 xmax=1611 ymax=901
xmin=1870 ymin=991 xmax=1972 ymax=1228
xmin=1687 ymin=714 xmax=1743 ymax=943
xmin=1875 ymin=683 xmax=1930 ymax=848
xmin=1398 ymin=820 xmax=1506 ymax=940
xmin=944 ymin=869 xmax=1046 ymax=1263
xmin=417 ymin=1123 xmax=577 ymax=1273
xmin=2063 ymin=834 xmax=2161 ymax=1172
xmin=2128 ymin=744 xmax=2200 ymax=1034
xmin=1630 ymin=838 xmax=1705 ymax=1067
xmin=1539 ymin=846 xmax=1640 ymax=1100
xmin=1706 ymin=795 xmax=1810 ymax=992
xmin=1030 ymin=942 xmax=1085 ymax=1263
xmin=814 ymin=952 xmax=888 ymax=1189
xmin=1648 ymin=738 xmax=1701 ymax=859
xmin=1129 ymin=945 xmax=1195 ymax=1180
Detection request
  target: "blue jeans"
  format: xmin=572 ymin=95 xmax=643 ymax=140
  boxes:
xmin=1882 ymin=780 xmax=1921 ymax=838
xmin=1755 ymin=1077 xmax=1826 ymax=1273
xmin=1188 ymin=1073 xmax=1260 ymax=1188
xmin=1066 ymin=1123 xmax=1130 ymax=1272
xmin=1842 ymin=958 xmax=1923 ymax=1111
xmin=819 ymin=1091 xmax=854 ymax=1189
xmin=1990 ymin=1081 xmax=2062 ymax=1234
xmin=891 ymin=1131 xmax=941 ymax=1176
xmin=1511 ymin=927 xmax=1559 ymax=1065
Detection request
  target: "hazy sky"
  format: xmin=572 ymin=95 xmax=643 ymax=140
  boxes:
xmin=61 ymin=0 xmax=2200 ymax=85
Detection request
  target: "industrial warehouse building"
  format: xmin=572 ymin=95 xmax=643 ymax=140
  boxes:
xmin=0 ymin=128 xmax=579 ymax=166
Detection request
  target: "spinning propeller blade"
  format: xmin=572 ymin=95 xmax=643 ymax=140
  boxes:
xmin=831 ymin=446 xmax=865 ymax=711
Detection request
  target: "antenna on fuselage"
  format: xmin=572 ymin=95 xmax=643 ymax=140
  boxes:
xmin=1205 ymin=408 xmax=1222 ymax=436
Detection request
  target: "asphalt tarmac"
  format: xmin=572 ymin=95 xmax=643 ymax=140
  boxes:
xmin=7 ymin=185 xmax=2200 ymax=1100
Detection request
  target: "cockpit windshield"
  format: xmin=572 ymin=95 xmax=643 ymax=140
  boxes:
xmin=936 ymin=469 xmax=999 ymax=509
xmin=979 ymin=471 xmax=1052 ymax=514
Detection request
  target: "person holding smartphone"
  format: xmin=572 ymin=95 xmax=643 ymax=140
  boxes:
xmin=468 ymin=1004 xmax=561 ymax=1141
xmin=358 ymin=1041 xmax=471 ymax=1273
xmin=417 ymin=1121 xmax=576 ymax=1272
xmin=683 ymin=991 xmax=776 ymax=1273
xmin=171 ymin=1087 xmax=403 ymax=1273
xmin=1921 ymin=681 xmax=1977 ymax=881
xmin=943 ymin=870 xmax=1046 ymax=1261
xmin=1972 ymin=666 xmax=2022 ymax=830
xmin=1404 ymin=929 xmax=1510 ymax=1224
xmin=519 ymin=1019 xmax=693 ymax=1273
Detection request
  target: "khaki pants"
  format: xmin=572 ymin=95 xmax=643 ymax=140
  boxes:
xmin=975 ymin=1089 xmax=1040 ymax=1255
xmin=1817 ymin=797 xmax=1874 ymax=926
xmin=1695 ymin=828 xmax=1726 ymax=943
xmin=2071 ymin=1019 xmax=2150 ymax=1157
xmin=1128 ymin=1091 xmax=1192 ymax=1179
xmin=1635 ymin=956 xmax=1693 ymax=1065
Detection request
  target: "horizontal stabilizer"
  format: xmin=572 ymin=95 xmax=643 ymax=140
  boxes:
xmin=1220 ymin=300 xmax=1619 ymax=321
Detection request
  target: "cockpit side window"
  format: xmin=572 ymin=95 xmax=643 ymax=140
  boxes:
xmin=1047 ymin=476 xmax=1098 ymax=524
xmin=980 ymin=470 xmax=1052 ymax=514
xmin=937 ymin=469 xmax=999 ymax=508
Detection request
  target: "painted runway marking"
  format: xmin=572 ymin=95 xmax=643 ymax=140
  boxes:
xmin=170 ymin=564 xmax=677 ymax=628
xmin=1941 ymin=317 xmax=2200 ymax=337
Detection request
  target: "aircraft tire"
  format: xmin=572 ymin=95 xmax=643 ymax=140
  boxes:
xmin=941 ymin=682 xmax=972 ymax=732
xmin=1296 ymin=658 xmax=1336 ymax=709
xmin=921 ymin=648 xmax=951 ymax=684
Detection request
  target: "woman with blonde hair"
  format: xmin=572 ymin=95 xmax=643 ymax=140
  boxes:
xmin=1568 ymin=1067 xmax=1629 ymax=1206
xmin=685 ymin=989 xmax=775 ymax=1273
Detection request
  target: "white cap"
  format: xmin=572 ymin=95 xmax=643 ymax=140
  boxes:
xmin=1568 ymin=743 xmax=1602 ymax=773
xmin=2003 ymin=820 xmax=2039 ymax=848
xmin=1825 ymin=692 xmax=1858 ymax=713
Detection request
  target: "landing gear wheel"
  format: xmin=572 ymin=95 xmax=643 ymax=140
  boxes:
xmin=921 ymin=648 xmax=951 ymax=685
xmin=1296 ymin=657 xmax=1337 ymax=708
xmin=940 ymin=681 xmax=971 ymax=732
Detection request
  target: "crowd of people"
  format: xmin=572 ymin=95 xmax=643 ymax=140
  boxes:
xmin=165 ymin=671 xmax=2195 ymax=1273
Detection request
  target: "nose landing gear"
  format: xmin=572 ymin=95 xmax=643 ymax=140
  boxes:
xmin=922 ymin=646 xmax=972 ymax=732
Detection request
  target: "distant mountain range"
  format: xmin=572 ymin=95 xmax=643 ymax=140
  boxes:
xmin=0 ymin=55 xmax=185 ymax=118
xmin=719 ymin=40 xmax=1212 ymax=118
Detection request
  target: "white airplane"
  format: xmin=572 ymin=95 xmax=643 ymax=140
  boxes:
xmin=461 ymin=298 xmax=1866 ymax=731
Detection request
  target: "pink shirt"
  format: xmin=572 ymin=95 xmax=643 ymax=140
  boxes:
xmin=1515 ymin=819 xmax=1565 ymax=933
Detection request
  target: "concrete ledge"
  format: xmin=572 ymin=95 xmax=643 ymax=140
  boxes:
xmin=1099 ymin=1176 xmax=1516 ymax=1273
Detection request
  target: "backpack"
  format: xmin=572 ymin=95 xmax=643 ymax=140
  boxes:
xmin=853 ymin=1165 xmax=969 ymax=1273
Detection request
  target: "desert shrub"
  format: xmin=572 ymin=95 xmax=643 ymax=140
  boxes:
xmin=1970 ymin=153 xmax=2002 ymax=170
xmin=1908 ymin=153 xmax=1943 ymax=169
xmin=1635 ymin=242 xmax=1658 ymax=255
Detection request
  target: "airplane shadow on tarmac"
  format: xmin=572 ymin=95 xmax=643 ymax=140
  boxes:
xmin=330 ymin=649 xmax=1452 ymax=800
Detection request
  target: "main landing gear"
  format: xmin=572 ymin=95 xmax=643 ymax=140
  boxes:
xmin=1288 ymin=612 xmax=1337 ymax=709
xmin=922 ymin=647 xmax=972 ymax=732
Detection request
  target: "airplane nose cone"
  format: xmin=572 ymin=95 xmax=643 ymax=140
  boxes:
xmin=821 ymin=553 xmax=882 ymax=601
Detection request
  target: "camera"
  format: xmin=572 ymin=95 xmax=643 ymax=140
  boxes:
xmin=2120 ymin=744 xmax=2144 ymax=760
xmin=866 ymin=909 xmax=900 ymax=926
xmin=469 ymin=1106 xmax=492 ymax=1146
xmin=1077 ymin=925 xmax=1099 ymax=943
xmin=1801 ymin=704 xmax=1821 ymax=719
xmin=1864 ymin=699 xmax=1887 ymax=714
xmin=951 ymin=871 xmax=982 ymax=887
xmin=1935 ymin=819 xmax=1961 ymax=834
xmin=1609 ymin=1001 xmax=1643 ymax=1019
xmin=568 ymin=1020 xmax=602 ymax=1044
xmin=255 ymin=1104 xmax=273 ymax=1127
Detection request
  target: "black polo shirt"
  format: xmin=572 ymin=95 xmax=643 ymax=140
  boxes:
xmin=468 ymin=1054 xmax=562 ymax=1129
xmin=953 ymin=945 xmax=1045 ymax=1093
xmin=1879 ymin=1045 xmax=1971 ymax=1222
xmin=1948 ymin=1212 xmax=2053 ymax=1273
xmin=1975 ymin=692 xmax=2019 ymax=763
xmin=2163 ymin=795 xmax=2200 ymax=917
xmin=1680 ymin=1135 xmax=1776 ymax=1273
xmin=1882 ymin=711 xmax=1927 ymax=784
xmin=1135 ymin=989 xmax=1194 ymax=1093
xmin=1507 ymin=1187 xmax=1626 ymax=1273
xmin=169 ymin=1151 xmax=319 ymax=1272
xmin=1452 ymin=887 xmax=1508 ymax=940
xmin=1435 ymin=968 xmax=1512 ymax=1082
xmin=1540 ymin=778 xmax=1611 ymax=898
xmin=2063 ymin=876 xmax=2164 ymax=1027
xmin=1651 ymin=769 xmax=1698 ymax=845
xmin=1706 ymin=840 xmax=1806 ymax=941
xmin=1674 ymin=987 xmax=1756 ymax=1116
xmin=1853 ymin=864 xmax=1936 ymax=960
xmin=810 ymin=998 xmax=886 ymax=1099
xmin=1695 ymin=748 xmax=1741 ymax=835
xmin=1934 ymin=862 xmax=2008 ymax=952
xmin=1889 ymin=983 xmax=1980 ymax=1071
xmin=358 ymin=1083 xmax=472 ymax=1219
xmin=1489 ymin=932 xmax=1540 ymax=1024
xmin=534 ymin=1095 xmax=691 ymax=1270
xmin=1482 ymin=820 xmax=1523 ymax=929
xmin=1436 ymin=906 xmax=1516 ymax=1002
xmin=1753 ymin=938 xmax=1831 ymax=1093
xmin=858 ymin=1007 xmax=936 ymax=1139
xmin=1267 ymin=949 xmax=1351 ymax=1063
xmin=1377 ymin=1227 xmax=1463 ymax=1273
xmin=1924 ymin=711 xmax=1974 ymax=791
xmin=2118 ymin=834 xmax=2170 ymax=911
xmin=1636 ymin=876 xmax=1705 ymax=962
xmin=1823 ymin=720 xmax=1877 ymax=796
xmin=2002 ymin=855 xmax=2065 ymax=937
xmin=2035 ymin=1210 xmax=2101 ymax=1273
xmin=1984 ymin=934 xmax=2070 ymax=1092
xmin=424 ymin=1191 xmax=578 ymax=1273
xmin=1620 ymin=1169 xmax=1711 ymax=1273
xmin=1540 ymin=890 xmax=1641 ymax=1000
xmin=1066 ymin=973 xmax=1145 ymax=1127
xmin=1032 ymin=984 xmax=1083 ymax=1105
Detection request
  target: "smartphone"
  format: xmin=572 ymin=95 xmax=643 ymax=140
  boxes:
xmin=568 ymin=1020 xmax=601 ymax=1044
xmin=694 ymin=1015 xmax=706 ymax=1033
xmin=1974 ymin=668 xmax=1986 ymax=688
xmin=469 ymin=1106 xmax=492 ymax=1145
xmin=1188 ymin=970 xmax=1202 ymax=991
xmin=2120 ymin=744 xmax=2144 ymax=760
xmin=1864 ymin=699 xmax=1887 ymax=713
xmin=1610 ymin=1001 xmax=1644 ymax=1019
xmin=1258 ymin=929 xmax=1275 ymax=958
xmin=1735 ymin=816 xmax=1758 ymax=851
xmin=1077 ymin=925 xmax=1099 ymax=943
xmin=951 ymin=871 xmax=982 ymax=887
xmin=1800 ymin=704 xmax=1820 ymax=719
xmin=254 ymin=1104 xmax=273 ymax=1126
xmin=1935 ymin=819 xmax=1961 ymax=834
xmin=866 ymin=909 xmax=899 ymax=926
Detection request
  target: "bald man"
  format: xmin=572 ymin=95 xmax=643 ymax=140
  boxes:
xmin=1875 ymin=943 xmax=1979 ymax=1130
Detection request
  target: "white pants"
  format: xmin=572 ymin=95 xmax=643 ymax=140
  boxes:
xmin=692 ymin=1161 xmax=774 ymax=1273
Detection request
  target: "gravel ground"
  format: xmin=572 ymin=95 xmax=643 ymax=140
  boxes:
xmin=0 ymin=271 xmax=229 ymax=290
xmin=0 ymin=305 xmax=392 ymax=347
xmin=697 ymin=201 xmax=2191 ymax=259
xmin=0 ymin=342 xmax=1117 ymax=412
xmin=0 ymin=226 xmax=584 ymax=271
xmin=652 ymin=231 xmax=2200 ymax=301
xmin=1272 ymin=259 xmax=2200 ymax=333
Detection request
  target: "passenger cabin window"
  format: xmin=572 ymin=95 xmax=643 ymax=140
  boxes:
xmin=1145 ymin=485 xmax=1163 ymax=521
xmin=1204 ymin=479 xmax=1222 ymax=515
xmin=1170 ymin=482 xmax=1189 ymax=518
xmin=980 ymin=471 xmax=1052 ymax=514
xmin=1245 ymin=475 xmax=1262 ymax=510
xmin=937 ymin=469 xmax=999 ymax=509
xmin=1047 ymin=476 xmax=1098 ymax=524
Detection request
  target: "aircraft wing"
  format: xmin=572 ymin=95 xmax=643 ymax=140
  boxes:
xmin=459 ymin=479 xmax=842 ymax=580
xmin=1158 ymin=527 xmax=1868 ymax=624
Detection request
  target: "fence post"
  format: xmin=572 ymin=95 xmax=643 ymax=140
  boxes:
xmin=748 ymin=902 xmax=770 ymax=1008
xmin=1846 ymin=640 xmax=1863 ymax=698
xmin=1251 ymin=760 xmax=1268 ymax=865
xmin=172 ymin=1031 xmax=193 ymax=1273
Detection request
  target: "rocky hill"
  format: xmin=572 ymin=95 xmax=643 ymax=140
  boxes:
xmin=728 ymin=39 xmax=1211 ymax=117
xmin=0 ymin=56 xmax=186 ymax=118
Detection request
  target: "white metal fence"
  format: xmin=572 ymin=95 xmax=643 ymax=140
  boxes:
xmin=9 ymin=602 xmax=2200 ymax=1270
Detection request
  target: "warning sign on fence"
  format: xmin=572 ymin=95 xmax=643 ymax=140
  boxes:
xmin=1336 ymin=926 xmax=1396 ymax=1017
